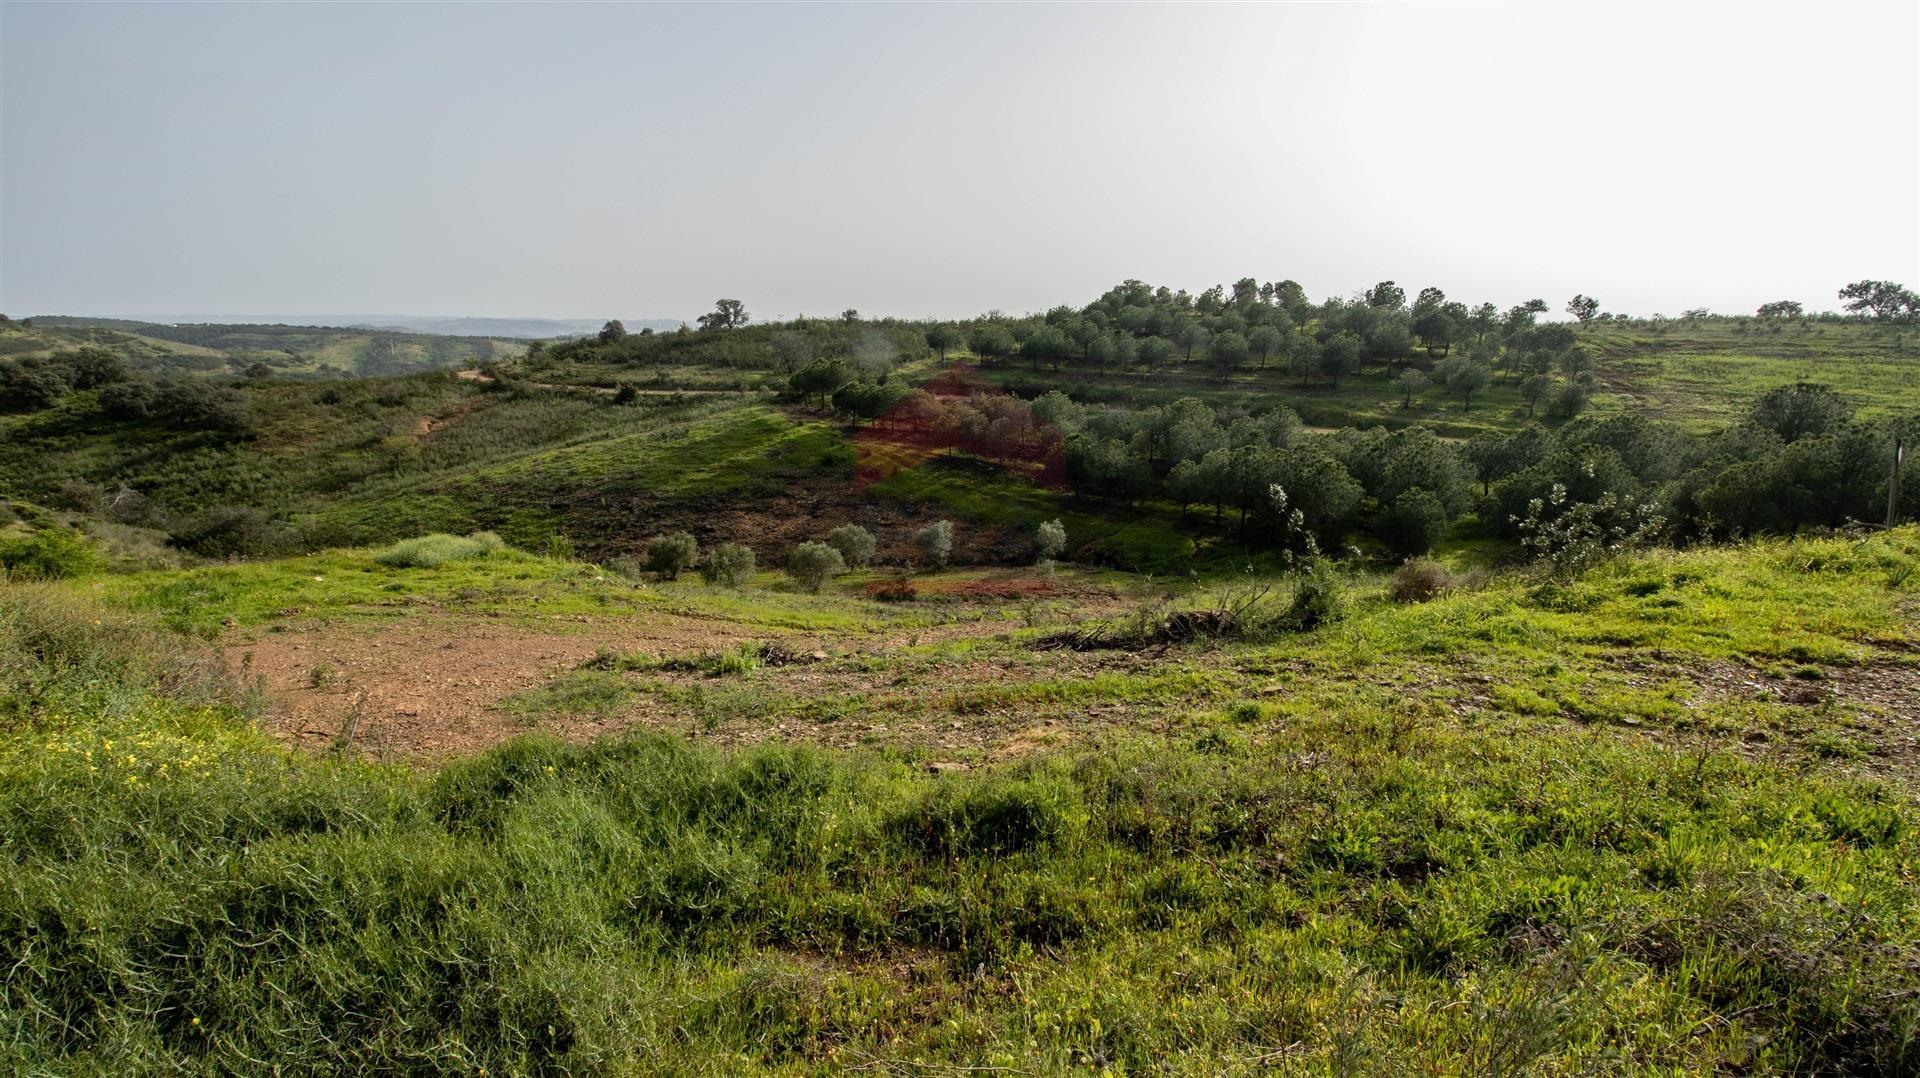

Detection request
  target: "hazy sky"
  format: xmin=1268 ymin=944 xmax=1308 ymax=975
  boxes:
xmin=3 ymin=2 xmax=1916 ymax=322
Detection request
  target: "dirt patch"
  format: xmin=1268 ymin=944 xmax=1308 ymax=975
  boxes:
xmin=228 ymin=581 xmax=1136 ymax=763
xmin=231 ymin=613 xmax=762 ymax=760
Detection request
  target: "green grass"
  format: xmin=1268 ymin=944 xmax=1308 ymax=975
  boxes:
xmin=371 ymin=530 xmax=505 ymax=568
xmin=968 ymin=319 xmax=1918 ymax=438
xmin=3 ymin=551 xmax=1918 ymax=1073
xmin=498 ymin=669 xmax=639 ymax=719
xmin=298 ymin=402 xmax=846 ymax=550
xmin=81 ymin=545 xmax=657 ymax=637
xmin=1582 ymin=320 xmax=1920 ymax=429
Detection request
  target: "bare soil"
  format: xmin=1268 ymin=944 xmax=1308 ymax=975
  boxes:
xmin=230 ymin=585 xmax=1139 ymax=763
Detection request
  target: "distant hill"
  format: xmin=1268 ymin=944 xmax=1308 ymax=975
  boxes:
xmin=5 ymin=317 xmax=528 ymax=378
xmin=346 ymin=316 xmax=687 ymax=339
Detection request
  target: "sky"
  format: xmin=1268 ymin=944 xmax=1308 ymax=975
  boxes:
xmin=2 ymin=2 xmax=1916 ymax=323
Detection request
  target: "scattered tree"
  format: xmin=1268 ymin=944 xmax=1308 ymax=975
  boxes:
xmin=1837 ymin=280 xmax=1918 ymax=323
xmin=696 ymin=299 xmax=749 ymax=331
xmin=914 ymin=520 xmax=953 ymax=569
xmin=926 ymin=324 xmax=963 ymax=359
xmin=645 ymin=532 xmax=699 ymax=579
xmin=786 ymin=541 xmax=845 ymax=593
xmin=825 ymin=524 xmax=877 ymax=569
xmin=700 ymin=542 xmax=757 ymax=587
xmin=597 ymin=320 xmax=627 ymax=344
xmin=1392 ymin=369 xmax=1429 ymax=409
xmin=1035 ymin=518 xmax=1067 ymax=562
xmin=1520 ymin=373 xmax=1553 ymax=417
xmin=1382 ymin=488 xmax=1449 ymax=558
xmin=968 ymin=325 xmax=1015 ymax=366
xmin=1436 ymin=355 xmax=1492 ymax=410
xmin=1566 ymin=295 xmax=1600 ymax=323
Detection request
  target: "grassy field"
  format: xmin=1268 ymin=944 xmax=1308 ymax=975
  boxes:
xmin=970 ymin=319 xmax=1918 ymax=438
xmin=1583 ymin=320 xmax=1920 ymax=429
xmin=5 ymin=527 xmax=1916 ymax=1073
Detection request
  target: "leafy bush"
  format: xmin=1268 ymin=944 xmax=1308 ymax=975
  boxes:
xmin=99 ymin=377 xmax=255 ymax=434
xmin=373 ymin=531 xmax=506 ymax=569
xmin=1389 ymin=559 xmax=1454 ymax=603
xmin=700 ymin=542 xmax=757 ymax=587
xmin=1517 ymin=484 xmax=1665 ymax=579
xmin=1035 ymin=518 xmax=1067 ymax=562
xmin=786 ymin=541 xmax=845 ymax=593
xmin=646 ymin=532 xmax=700 ymax=579
xmin=1286 ymin=560 xmax=1344 ymax=630
xmin=915 ymin=519 xmax=954 ymax=569
xmin=824 ymin=524 xmax=876 ymax=569
xmin=0 ymin=528 xmax=101 ymax=580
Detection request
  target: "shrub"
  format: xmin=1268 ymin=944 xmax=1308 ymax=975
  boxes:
xmin=1546 ymin=380 xmax=1591 ymax=419
xmin=1286 ymin=560 xmax=1344 ymax=630
xmin=0 ymin=528 xmax=101 ymax=580
xmin=915 ymin=519 xmax=954 ymax=569
xmin=1035 ymin=518 xmax=1067 ymax=563
xmin=1389 ymin=559 xmax=1454 ymax=603
xmin=99 ymin=378 xmax=255 ymax=434
xmin=374 ymin=531 xmax=505 ymax=569
xmin=824 ymin=524 xmax=876 ymax=569
xmin=701 ymin=542 xmax=757 ymax=587
xmin=1517 ymin=484 xmax=1665 ymax=579
xmin=786 ymin=542 xmax=845 ymax=593
xmin=646 ymin=532 xmax=699 ymax=579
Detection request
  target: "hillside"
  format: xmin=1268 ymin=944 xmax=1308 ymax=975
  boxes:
xmin=0 ymin=316 xmax=526 ymax=378
xmin=3 ymin=299 xmax=1916 ymax=580
xmin=3 ymin=286 xmax=1919 ymax=1072
xmin=4 ymin=528 xmax=1916 ymax=1072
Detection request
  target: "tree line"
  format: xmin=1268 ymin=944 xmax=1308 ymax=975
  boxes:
xmin=1023 ymin=382 xmax=1911 ymax=559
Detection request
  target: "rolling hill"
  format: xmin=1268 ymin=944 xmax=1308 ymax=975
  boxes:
xmin=1 ymin=316 xmax=528 ymax=378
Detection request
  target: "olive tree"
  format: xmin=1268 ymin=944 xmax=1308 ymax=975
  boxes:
xmin=700 ymin=542 xmax=757 ymax=587
xmin=1035 ymin=518 xmax=1067 ymax=562
xmin=914 ymin=519 xmax=953 ymax=569
xmin=645 ymin=532 xmax=699 ymax=579
xmin=786 ymin=541 xmax=845 ymax=593
xmin=825 ymin=524 xmax=876 ymax=569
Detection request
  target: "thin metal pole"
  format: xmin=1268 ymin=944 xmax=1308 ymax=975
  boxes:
xmin=1889 ymin=436 xmax=1904 ymax=528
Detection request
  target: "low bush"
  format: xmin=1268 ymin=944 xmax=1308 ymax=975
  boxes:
xmin=373 ymin=531 xmax=506 ymax=569
xmin=700 ymin=542 xmax=757 ymax=586
xmin=915 ymin=519 xmax=954 ymax=569
xmin=646 ymin=532 xmax=700 ymax=579
xmin=1035 ymin=518 xmax=1067 ymax=562
xmin=0 ymin=527 xmax=101 ymax=581
xmin=1389 ymin=558 xmax=1455 ymax=603
xmin=786 ymin=542 xmax=845 ymax=594
xmin=824 ymin=524 xmax=876 ymax=569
